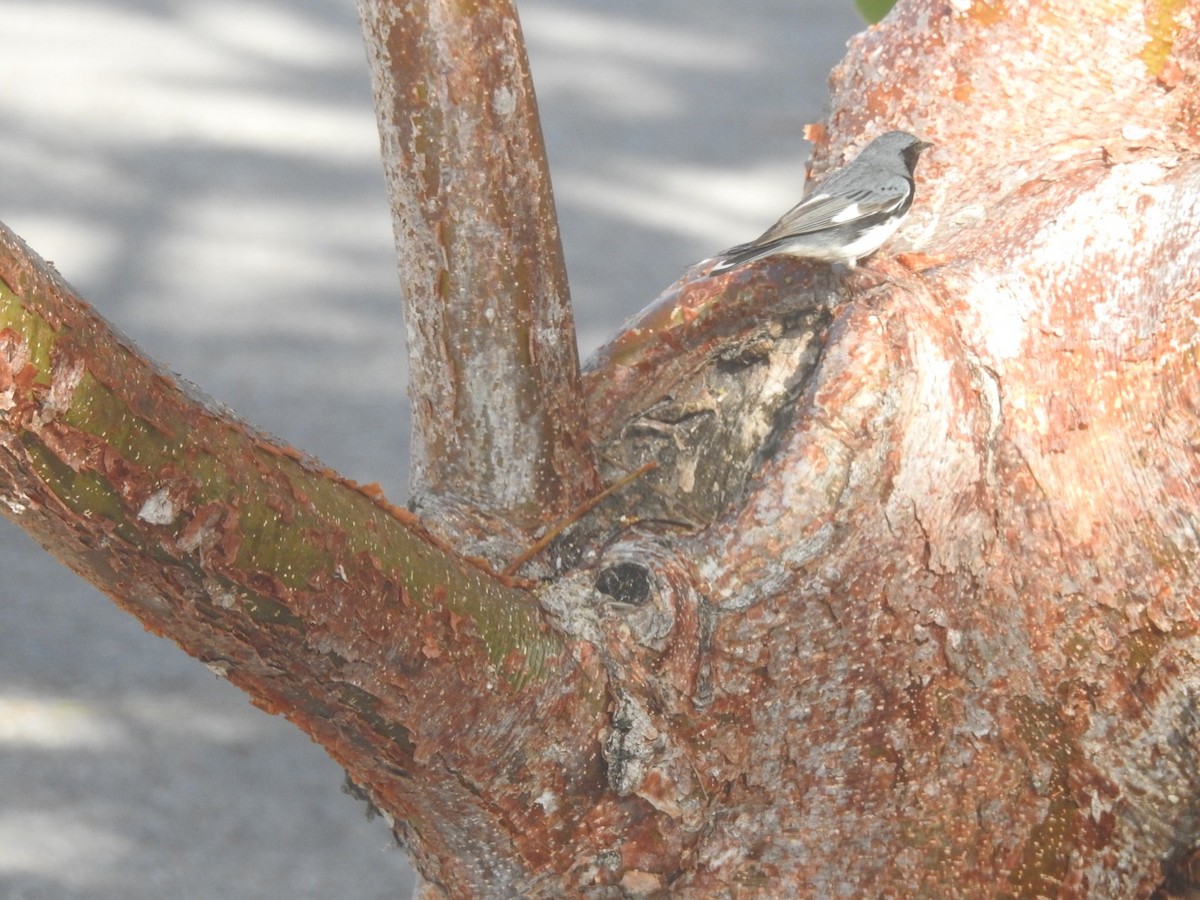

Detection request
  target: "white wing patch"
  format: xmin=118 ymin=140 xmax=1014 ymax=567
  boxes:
xmin=831 ymin=203 xmax=863 ymax=224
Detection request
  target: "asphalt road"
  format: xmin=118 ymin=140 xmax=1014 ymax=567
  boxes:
xmin=0 ymin=2 xmax=865 ymax=897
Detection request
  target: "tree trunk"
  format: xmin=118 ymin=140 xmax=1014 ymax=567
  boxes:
xmin=4 ymin=0 xmax=1200 ymax=896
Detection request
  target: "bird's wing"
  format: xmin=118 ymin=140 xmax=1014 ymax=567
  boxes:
xmin=755 ymin=176 xmax=911 ymax=242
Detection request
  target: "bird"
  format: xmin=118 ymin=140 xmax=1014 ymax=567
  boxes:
xmin=706 ymin=130 xmax=931 ymax=275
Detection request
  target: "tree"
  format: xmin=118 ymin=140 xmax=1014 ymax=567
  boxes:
xmin=4 ymin=0 xmax=1200 ymax=895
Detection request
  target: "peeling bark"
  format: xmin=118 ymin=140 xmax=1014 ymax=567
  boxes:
xmin=6 ymin=0 xmax=1200 ymax=897
xmin=357 ymin=0 xmax=597 ymax=529
xmin=0 ymin=225 xmax=610 ymax=893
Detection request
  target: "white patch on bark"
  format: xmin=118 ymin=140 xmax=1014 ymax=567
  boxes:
xmin=137 ymin=488 xmax=178 ymax=525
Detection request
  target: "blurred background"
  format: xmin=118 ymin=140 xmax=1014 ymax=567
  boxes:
xmin=0 ymin=1 xmax=865 ymax=896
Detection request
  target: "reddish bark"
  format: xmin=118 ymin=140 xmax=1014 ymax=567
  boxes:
xmin=5 ymin=0 xmax=1200 ymax=897
xmin=0 ymin=225 xmax=611 ymax=891
xmin=357 ymin=0 xmax=598 ymax=530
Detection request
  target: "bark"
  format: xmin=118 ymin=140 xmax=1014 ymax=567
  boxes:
xmin=357 ymin=0 xmax=597 ymax=531
xmin=5 ymin=0 xmax=1200 ymax=897
xmin=0 ymin=225 xmax=609 ymax=889
xmin=570 ymin=2 xmax=1200 ymax=894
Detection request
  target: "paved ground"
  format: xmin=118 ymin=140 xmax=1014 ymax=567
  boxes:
xmin=0 ymin=1 xmax=865 ymax=897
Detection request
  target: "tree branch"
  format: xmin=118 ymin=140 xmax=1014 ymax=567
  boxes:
xmin=0 ymin=222 xmax=608 ymax=890
xmin=357 ymin=0 xmax=597 ymax=527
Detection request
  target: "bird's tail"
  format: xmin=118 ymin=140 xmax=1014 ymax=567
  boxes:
xmin=706 ymin=237 xmax=793 ymax=275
